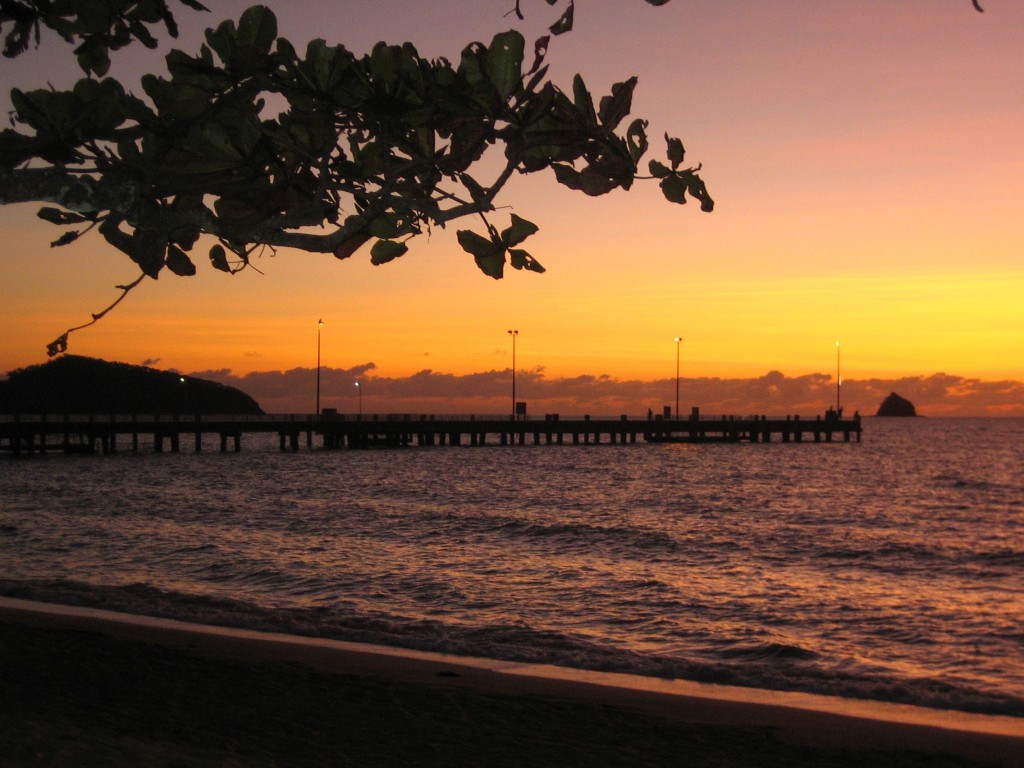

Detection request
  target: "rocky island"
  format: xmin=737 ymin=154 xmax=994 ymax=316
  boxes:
xmin=876 ymin=392 xmax=918 ymax=417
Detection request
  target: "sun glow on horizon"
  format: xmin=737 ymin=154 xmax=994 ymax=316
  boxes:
xmin=1 ymin=1 xmax=1021 ymax=416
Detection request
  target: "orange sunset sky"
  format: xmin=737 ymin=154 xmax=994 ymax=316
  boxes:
xmin=1 ymin=1 xmax=1022 ymax=415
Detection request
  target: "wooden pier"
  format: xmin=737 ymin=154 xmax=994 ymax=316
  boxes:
xmin=1 ymin=411 xmax=861 ymax=455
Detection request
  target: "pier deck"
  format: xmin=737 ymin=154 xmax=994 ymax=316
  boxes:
xmin=1 ymin=412 xmax=862 ymax=455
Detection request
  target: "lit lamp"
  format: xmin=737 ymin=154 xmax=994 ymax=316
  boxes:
xmin=355 ymin=381 xmax=362 ymax=416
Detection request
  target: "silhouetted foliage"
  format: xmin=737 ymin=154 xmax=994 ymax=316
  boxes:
xmin=0 ymin=2 xmax=711 ymax=354
xmin=0 ymin=355 xmax=263 ymax=414
xmin=0 ymin=1 xmax=984 ymax=355
xmin=0 ymin=0 xmax=209 ymax=75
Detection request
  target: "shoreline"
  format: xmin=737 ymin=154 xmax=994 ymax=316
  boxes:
xmin=2 ymin=597 xmax=1021 ymax=766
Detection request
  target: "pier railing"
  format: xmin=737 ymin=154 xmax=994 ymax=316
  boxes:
xmin=1 ymin=411 xmax=862 ymax=455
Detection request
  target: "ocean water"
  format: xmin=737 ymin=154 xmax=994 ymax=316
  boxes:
xmin=1 ymin=417 xmax=1022 ymax=717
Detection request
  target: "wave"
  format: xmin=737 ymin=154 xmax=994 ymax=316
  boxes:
xmin=491 ymin=519 xmax=680 ymax=556
xmin=3 ymin=578 xmax=1021 ymax=719
xmin=809 ymin=540 xmax=1024 ymax=579
xmin=973 ymin=548 xmax=1024 ymax=567
xmin=383 ymin=507 xmax=685 ymax=559
xmin=716 ymin=641 xmax=820 ymax=661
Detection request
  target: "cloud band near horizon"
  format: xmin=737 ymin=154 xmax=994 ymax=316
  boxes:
xmin=188 ymin=367 xmax=1024 ymax=418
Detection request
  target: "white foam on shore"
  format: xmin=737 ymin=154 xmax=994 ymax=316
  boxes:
xmin=3 ymin=595 xmax=1022 ymax=739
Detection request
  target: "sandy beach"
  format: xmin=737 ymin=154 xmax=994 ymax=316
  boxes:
xmin=1 ymin=598 xmax=1021 ymax=767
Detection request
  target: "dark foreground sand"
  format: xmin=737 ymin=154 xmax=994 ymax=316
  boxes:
xmin=1 ymin=599 xmax=1021 ymax=767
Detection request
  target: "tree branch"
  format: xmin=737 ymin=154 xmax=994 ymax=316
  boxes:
xmin=46 ymin=272 xmax=147 ymax=356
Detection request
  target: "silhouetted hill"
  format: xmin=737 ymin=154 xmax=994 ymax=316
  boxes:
xmin=876 ymin=392 xmax=918 ymax=417
xmin=0 ymin=356 xmax=263 ymax=415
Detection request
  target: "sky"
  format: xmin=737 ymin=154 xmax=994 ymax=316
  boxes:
xmin=1 ymin=0 xmax=1022 ymax=416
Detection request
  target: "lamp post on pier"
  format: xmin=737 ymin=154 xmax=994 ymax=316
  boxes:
xmin=508 ymin=329 xmax=518 ymax=420
xmin=836 ymin=340 xmax=841 ymax=415
xmin=316 ymin=319 xmax=324 ymax=416
xmin=355 ymin=381 xmax=362 ymax=417
xmin=674 ymin=336 xmax=682 ymax=419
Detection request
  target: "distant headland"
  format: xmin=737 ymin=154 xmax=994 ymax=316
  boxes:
xmin=0 ymin=356 xmax=263 ymax=415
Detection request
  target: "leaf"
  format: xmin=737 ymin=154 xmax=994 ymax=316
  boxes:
xmin=131 ymin=229 xmax=167 ymax=279
xmin=370 ymin=42 xmax=398 ymax=84
xmin=72 ymin=78 xmax=133 ymax=136
xmin=37 ymin=207 xmax=88 ymax=225
xmin=204 ymin=17 xmax=238 ymax=63
xmin=523 ymin=62 xmax=550 ymax=96
xmin=552 ymin=163 xmax=582 ymax=189
xmin=626 ymin=118 xmax=649 ymax=164
xmin=660 ymin=174 xmax=688 ymax=205
xmin=299 ymin=38 xmax=355 ymax=93
xmin=370 ymin=239 xmax=408 ymax=265
xmin=554 ymin=163 xmax=619 ymax=196
xmin=501 ymin=214 xmax=539 ymax=248
xmin=370 ymin=212 xmax=415 ymax=239
xmin=665 ymin=133 xmax=685 ymax=169
xmin=598 ymin=77 xmax=637 ymax=131
xmin=141 ymin=75 xmax=211 ymax=121
xmin=457 ymin=229 xmax=505 ymax=279
xmin=549 ymin=5 xmax=574 ymax=35
xmin=75 ymin=38 xmax=112 ymax=77
xmin=509 ymin=249 xmax=546 ymax=273
xmin=127 ymin=19 xmax=159 ymax=49
xmin=487 ymin=31 xmax=525 ymax=101
xmin=648 ymin=159 xmax=670 ymax=179
xmin=581 ymin=167 xmax=624 ymax=196
xmin=687 ymin=175 xmax=715 ymax=212
xmin=0 ymin=127 xmax=37 ymax=167
xmin=10 ymin=89 xmax=85 ymax=155
xmin=458 ymin=41 xmax=486 ymax=87
xmin=527 ymin=35 xmax=549 ymax=76
xmin=460 ymin=173 xmax=488 ymax=204
xmin=236 ymin=5 xmax=277 ymax=55
xmin=191 ymin=123 xmax=246 ymax=164
xmin=50 ymin=231 xmax=83 ymax=248
xmin=166 ymin=245 xmax=197 ymax=276
xmin=572 ymin=75 xmax=597 ymax=128
xmin=209 ymin=244 xmax=231 ymax=272
xmin=47 ymin=333 xmax=69 ymax=358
